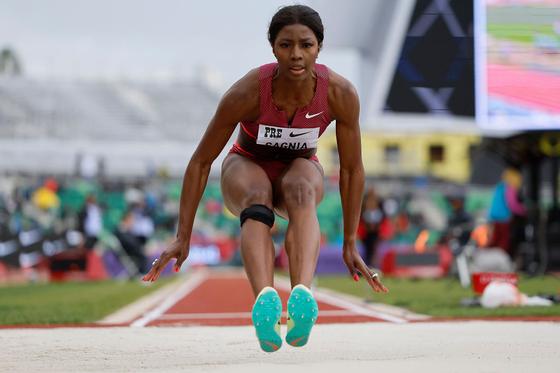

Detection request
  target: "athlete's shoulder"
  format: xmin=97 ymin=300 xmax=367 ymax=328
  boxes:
xmin=224 ymin=67 xmax=260 ymax=103
xmin=217 ymin=68 xmax=260 ymax=122
xmin=326 ymin=67 xmax=359 ymax=120
xmin=220 ymin=68 xmax=259 ymax=110
xmin=326 ymin=67 xmax=358 ymax=100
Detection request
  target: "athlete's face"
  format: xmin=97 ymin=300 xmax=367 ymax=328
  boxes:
xmin=272 ymin=24 xmax=321 ymax=81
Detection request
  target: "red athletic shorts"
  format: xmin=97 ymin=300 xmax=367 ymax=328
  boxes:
xmin=228 ymin=147 xmax=321 ymax=184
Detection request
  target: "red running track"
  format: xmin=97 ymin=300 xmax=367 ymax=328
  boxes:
xmin=131 ymin=270 xmax=404 ymax=327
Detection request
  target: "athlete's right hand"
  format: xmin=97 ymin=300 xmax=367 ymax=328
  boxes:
xmin=142 ymin=238 xmax=189 ymax=282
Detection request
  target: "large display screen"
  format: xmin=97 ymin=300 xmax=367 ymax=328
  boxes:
xmin=475 ymin=0 xmax=560 ymax=131
xmin=385 ymin=0 xmax=474 ymax=116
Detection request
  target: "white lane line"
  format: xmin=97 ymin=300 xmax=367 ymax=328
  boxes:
xmin=130 ymin=270 xmax=208 ymax=327
xmin=275 ymin=277 xmax=408 ymax=324
xmin=159 ymin=312 xmax=251 ymax=320
xmin=311 ymin=290 xmax=408 ymax=324
xmin=99 ymin=278 xmax=185 ymax=324
xmin=157 ymin=309 xmax=364 ymax=320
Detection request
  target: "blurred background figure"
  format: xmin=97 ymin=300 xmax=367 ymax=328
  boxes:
xmin=115 ymin=196 xmax=154 ymax=276
xmin=504 ymin=168 xmax=527 ymax=264
xmin=31 ymin=178 xmax=60 ymax=211
xmin=78 ymin=194 xmax=102 ymax=250
xmin=448 ymin=196 xmax=472 ymax=229
xmin=359 ymin=186 xmax=384 ymax=267
xmin=488 ymin=167 xmax=526 ymax=260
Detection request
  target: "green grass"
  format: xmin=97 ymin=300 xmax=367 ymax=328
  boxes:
xmin=3 ymin=273 xmax=558 ymax=325
xmin=0 ymin=277 xmax=175 ymax=325
xmin=488 ymin=23 xmax=556 ymax=44
xmin=316 ymin=275 xmax=560 ymax=318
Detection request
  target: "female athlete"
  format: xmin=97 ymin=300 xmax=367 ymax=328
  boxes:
xmin=143 ymin=4 xmax=388 ymax=352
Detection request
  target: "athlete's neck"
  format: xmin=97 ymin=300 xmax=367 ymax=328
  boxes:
xmin=273 ymin=73 xmax=317 ymax=105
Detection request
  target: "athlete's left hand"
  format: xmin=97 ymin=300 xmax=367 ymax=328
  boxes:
xmin=342 ymin=243 xmax=388 ymax=293
xmin=142 ymin=237 xmax=189 ymax=282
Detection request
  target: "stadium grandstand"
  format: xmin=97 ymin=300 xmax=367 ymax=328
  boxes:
xmin=0 ymin=78 xmax=218 ymax=141
xmin=0 ymin=76 xmax=220 ymax=176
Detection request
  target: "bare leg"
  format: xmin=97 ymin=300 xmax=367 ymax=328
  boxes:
xmin=221 ymin=154 xmax=276 ymax=297
xmin=283 ymin=204 xmax=320 ymax=287
xmin=274 ymin=158 xmax=324 ymax=289
xmin=240 ymin=220 xmax=276 ymax=295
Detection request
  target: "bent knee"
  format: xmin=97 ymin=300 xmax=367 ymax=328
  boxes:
xmin=281 ymin=177 xmax=316 ymax=208
xmin=243 ymin=188 xmax=273 ymax=208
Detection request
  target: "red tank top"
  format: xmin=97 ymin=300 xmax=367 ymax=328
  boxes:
xmin=231 ymin=63 xmax=332 ymax=161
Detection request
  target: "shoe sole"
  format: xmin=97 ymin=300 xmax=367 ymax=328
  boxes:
xmin=251 ymin=288 xmax=282 ymax=352
xmin=286 ymin=285 xmax=318 ymax=347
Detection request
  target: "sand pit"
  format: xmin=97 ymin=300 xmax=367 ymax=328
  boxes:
xmin=1 ymin=321 xmax=558 ymax=372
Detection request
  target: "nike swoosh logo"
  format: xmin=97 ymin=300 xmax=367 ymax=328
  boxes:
xmin=305 ymin=111 xmax=323 ymax=119
xmin=289 ymin=131 xmax=313 ymax=137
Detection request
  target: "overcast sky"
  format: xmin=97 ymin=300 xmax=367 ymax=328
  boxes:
xmin=0 ymin=0 xmax=360 ymax=91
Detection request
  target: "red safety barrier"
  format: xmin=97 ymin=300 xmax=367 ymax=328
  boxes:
xmin=471 ymin=272 xmax=519 ymax=295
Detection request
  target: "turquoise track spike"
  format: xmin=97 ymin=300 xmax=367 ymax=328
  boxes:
xmin=286 ymin=284 xmax=318 ymax=347
xmin=251 ymin=287 xmax=283 ymax=352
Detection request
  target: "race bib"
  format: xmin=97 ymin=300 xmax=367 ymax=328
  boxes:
xmin=256 ymin=125 xmax=319 ymax=150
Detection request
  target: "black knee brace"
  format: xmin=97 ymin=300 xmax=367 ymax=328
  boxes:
xmin=240 ymin=204 xmax=275 ymax=228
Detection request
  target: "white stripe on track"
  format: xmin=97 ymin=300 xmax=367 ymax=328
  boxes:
xmin=130 ymin=270 xmax=208 ymax=327
xmin=274 ymin=277 xmax=408 ymax=324
xmin=311 ymin=290 xmax=408 ymax=324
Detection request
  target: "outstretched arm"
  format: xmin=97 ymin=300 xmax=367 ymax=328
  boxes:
xmin=329 ymin=71 xmax=388 ymax=293
xmin=143 ymin=70 xmax=260 ymax=281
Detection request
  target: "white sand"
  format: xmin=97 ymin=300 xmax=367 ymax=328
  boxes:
xmin=1 ymin=322 xmax=559 ymax=373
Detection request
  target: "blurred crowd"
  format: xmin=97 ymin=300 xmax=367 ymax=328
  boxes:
xmin=358 ymin=167 xmax=530 ymax=276
xmin=0 ymin=175 xmax=181 ymax=278
xmin=1 ymin=172 xmax=512 ymax=281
